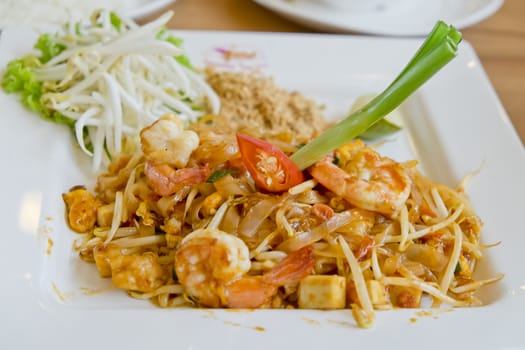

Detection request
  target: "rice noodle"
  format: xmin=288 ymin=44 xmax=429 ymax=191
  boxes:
xmin=238 ymin=196 xmax=286 ymax=237
xmin=111 ymin=235 xmax=166 ymax=248
xmin=277 ymin=210 xmax=355 ymax=252
xmin=439 ymin=223 xmax=464 ymax=292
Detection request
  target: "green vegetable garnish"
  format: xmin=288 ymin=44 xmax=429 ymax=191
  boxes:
xmin=206 ymin=169 xmax=239 ymax=183
xmin=157 ymin=27 xmax=194 ymax=70
xmin=1 ymin=36 xmax=74 ymax=126
xmin=359 ymin=119 xmax=401 ymax=140
xmin=110 ymin=12 xmax=123 ymax=32
xmin=454 ymin=262 xmax=461 ymax=274
xmin=34 ymin=33 xmax=66 ymax=64
xmin=291 ymin=21 xmax=462 ymax=170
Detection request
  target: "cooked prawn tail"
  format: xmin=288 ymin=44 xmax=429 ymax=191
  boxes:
xmin=223 ymin=277 xmax=276 ymax=308
xmin=262 ymin=245 xmax=315 ymax=286
xmin=308 ymin=155 xmax=347 ymax=198
xmin=145 ymin=161 xmax=210 ymax=196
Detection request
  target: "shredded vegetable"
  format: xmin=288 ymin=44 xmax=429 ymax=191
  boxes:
xmin=2 ymin=10 xmax=220 ymax=171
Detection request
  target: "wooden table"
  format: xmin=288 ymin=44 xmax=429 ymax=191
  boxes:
xmin=141 ymin=0 xmax=525 ymax=145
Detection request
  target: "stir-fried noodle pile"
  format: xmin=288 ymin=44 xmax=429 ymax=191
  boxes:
xmin=63 ymin=74 xmax=502 ymax=328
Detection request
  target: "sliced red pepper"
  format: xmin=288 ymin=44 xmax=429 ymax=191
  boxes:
xmin=236 ymin=133 xmax=305 ymax=192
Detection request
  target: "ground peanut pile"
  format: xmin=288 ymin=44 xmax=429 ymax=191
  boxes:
xmin=205 ymin=69 xmax=327 ymax=144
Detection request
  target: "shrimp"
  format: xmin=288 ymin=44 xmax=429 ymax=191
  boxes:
xmin=309 ymin=140 xmax=411 ymax=216
xmin=144 ymin=161 xmax=210 ymax=197
xmin=140 ymin=114 xmax=210 ymax=197
xmin=174 ymin=228 xmax=314 ymax=308
xmin=140 ymin=114 xmax=199 ymax=168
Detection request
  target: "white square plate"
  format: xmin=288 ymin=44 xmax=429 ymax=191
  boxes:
xmin=1 ymin=27 xmax=524 ymax=349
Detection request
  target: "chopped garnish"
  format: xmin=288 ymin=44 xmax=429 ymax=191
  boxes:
xmin=206 ymin=169 xmax=239 ymax=183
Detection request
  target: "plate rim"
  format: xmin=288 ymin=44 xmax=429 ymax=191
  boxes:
xmin=253 ymin=0 xmax=505 ymax=36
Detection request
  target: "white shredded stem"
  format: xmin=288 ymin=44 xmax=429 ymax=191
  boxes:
xmin=102 ymin=73 xmax=123 ymax=153
xmin=35 ymin=10 xmax=219 ymax=172
xmin=421 ymin=186 xmax=439 ymax=217
xmin=457 ymin=164 xmax=483 ymax=193
xmin=104 ymin=191 xmax=123 ymax=244
xmin=371 ymin=247 xmax=382 ymax=280
xmin=251 ymin=231 xmax=278 ymax=259
xmin=275 ymin=207 xmax=295 ymax=238
xmin=183 ymin=187 xmax=199 ymax=223
xmin=91 ymin=122 xmax=106 ymax=172
xmin=449 ymin=274 xmax=505 ymax=294
xmin=74 ymin=107 xmax=100 ymax=156
xmin=383 ymin=277 xmax=470 ymax=307
xmin=461 ymin=241 xmax=482 ymax=259
xmin=337 ymin=236 xmax=375 ymax=326
xmin=398 ymin=205 xmax=410 ymax=251
xmin=431 ymin=187 xmax=449 ymax=218
xmin=440 ymin=223 xmax=464 ymax=293
xmin=182 ymin=65 xmax=221 ymax=114
xmin=94 ymin=226 xmax=137 ymax=239
xmin=385 ymin=204 xmax=464 ymax=243
xmin=122 ymin=166 xmax=138 ymax=220
xmin=207 ymin=201 xmax=229 ymax=230
xmin=374 ymin=223 xmax=394 ymax=246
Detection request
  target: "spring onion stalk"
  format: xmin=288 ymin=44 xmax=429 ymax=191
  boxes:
xmin=290 ymin=21 xmax=462 ymax=170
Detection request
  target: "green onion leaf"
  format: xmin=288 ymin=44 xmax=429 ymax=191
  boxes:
xmin=290 ymin=21 xmax=462 ymax=170
xmin=206 ymin=169 xmax=239 ymax=183
xmin=454 ymin=262 xmax=461 ymax=274
xmin=359 ymin=119 xmax=401 ymax=140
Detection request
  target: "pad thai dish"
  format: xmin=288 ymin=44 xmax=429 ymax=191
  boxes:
xmin=0 ymin=9 xmax=501 ymax=328
xmin=63 ymin=102 xmax=502 ymax=328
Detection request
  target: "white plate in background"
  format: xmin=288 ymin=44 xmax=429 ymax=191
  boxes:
xmin=0 ymin=26 xmax=524 ymax=349
xmin=254 ymin=0 xmax=504 ymax=36
xmin=0 ymin=0 xmax=175 ymax=27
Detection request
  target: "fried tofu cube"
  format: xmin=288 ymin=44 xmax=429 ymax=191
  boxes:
xmin=298 ymin=275 xmax=346 ymax=309
xmin=110 ymin=254 xmax=167 ymax=292
xmin=62 ymin=187 xmax=99 ymax=233
xmin=96 ymin=203 xmax=114 ymax=227
xmin=367 ymin=280 xmax=389 ymax=306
